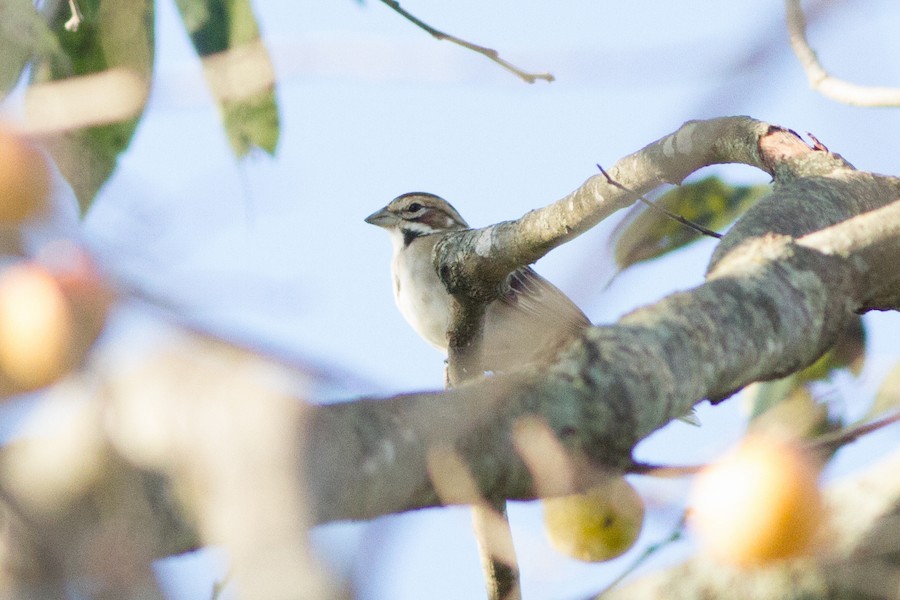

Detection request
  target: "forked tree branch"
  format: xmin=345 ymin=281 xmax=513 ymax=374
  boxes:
xmin=432 ymin=116 xmax=851 ymax=306
xmin=307 ymin=117 xmax=900 ymax=523
xmin=785 ymin=0 xmax=900 ymax=107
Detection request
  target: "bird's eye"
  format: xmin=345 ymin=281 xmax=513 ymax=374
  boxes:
xmin=407 ymin=202 xmax=423 ymax=213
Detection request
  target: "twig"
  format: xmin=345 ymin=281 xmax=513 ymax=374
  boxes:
xmin=785 ymin=0 xmax=900 ymax=107
xmin=806 ymin=132 xmax=829 ymax=153
xmin=379 ymin=0 xmax=554 ymax=84
xmin=210 ymin=572 xmax=231 ymax=600
xmin=627 ymin=461 xmax=702 ymax=477
xmin=64 ymin=0 xmax=83 ymax=32
xmin=595 ymin=512 xmax=688 ymax=598
xmin=804 ymin=411 xmax=900 ymax=454
xmin=596 ymin=164 xmax=723 ymax=239
xmin=628 ymin=411 xmax=900 ymax=477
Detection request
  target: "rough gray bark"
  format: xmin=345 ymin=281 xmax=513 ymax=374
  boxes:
xmin=306 ymin=117 xmax=900 ymax=523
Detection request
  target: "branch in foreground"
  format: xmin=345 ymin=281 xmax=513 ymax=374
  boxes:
xmin=785 ymin=0 xmax=900 ymax=107
xmin=379 ymin=0 xmax=554 ymax=84
xmin=310 ymin=178 xmax=900 ymax=524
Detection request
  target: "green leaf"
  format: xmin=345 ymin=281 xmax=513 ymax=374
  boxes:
xmin=28 ymin=0 xmax=153 ymax=214
xmin=744 ymin=382 xmax=834 ymax=438
xmin=222 ymin=91 xmax=279 ymax=154
xmin=744 ymin=376 xmax=804 ymax=421
xmin=0 ymin=0 xmax=64 ymax=99
xmin=174 ymin=0 xmax=280 ymax=157
xmin=613 ymin=176 xmax=769 ymax=269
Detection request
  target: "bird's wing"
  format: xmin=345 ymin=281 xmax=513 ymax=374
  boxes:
xmin=499 ymin=266 xmax=590 ymax=335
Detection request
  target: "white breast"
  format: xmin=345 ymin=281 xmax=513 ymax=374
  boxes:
xmin=389 ymin=234 xmax=452 ymax=350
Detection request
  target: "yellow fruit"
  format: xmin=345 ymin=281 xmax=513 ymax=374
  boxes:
xmin=690 ymin=434 xmax=823 ymax=566
xmin=0 ymin=264 xmax=73 ymax=390
xmin=543 ymin=477 xmax=645 ymax=562
xmin=0 ymin=128 xmax=50 ymax=224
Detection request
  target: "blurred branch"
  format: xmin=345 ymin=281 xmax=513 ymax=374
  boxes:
xmin=785 ymin=0 xmax=900 ymax=107
xmin=0 ymin=335 xmax=341 ymax=599
xmin=379 ymin=0 xmax=554 ymax=84
xmin=805 ymin=411 xmax=900 ymax=452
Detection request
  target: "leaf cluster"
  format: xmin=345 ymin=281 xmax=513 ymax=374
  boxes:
xmin=2 ymin=0 xmax=280 ymax=212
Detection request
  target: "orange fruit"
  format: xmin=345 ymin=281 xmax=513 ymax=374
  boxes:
xmin=0 ymin=264 xmax=73 ymax=390
xmin=690 ymin=434 xmax=823 ymax=566
xmin=0 ymin=127 xmax=51 ymax=224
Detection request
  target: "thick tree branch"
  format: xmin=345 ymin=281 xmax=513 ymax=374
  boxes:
xmin=798 ymin=197 xmax=900 ymax=311
xmin=307 ymin=119 xmax=900 ymax=523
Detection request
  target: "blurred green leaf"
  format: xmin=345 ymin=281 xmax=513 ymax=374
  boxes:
xmin=744 ymin=376 xmax=803 ymax=421
xmin=744 ymin=383 xmax=832 ymax=438
xmin=867 ymin=363 xmax=900 ymax=420
xmin=223 ymin=92 xmax=279 ymax=154
xmin=613 ymin=176 xmax=769 ymax=269
xmin=29 ymin=0 xmax=153 ymax=214
xmin=0 ymin=0 xmax=64 ymax=100
xmin=174 ymin=0 xmax=280 ymax=156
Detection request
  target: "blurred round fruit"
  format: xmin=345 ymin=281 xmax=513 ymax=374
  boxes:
xmin=543 ymin=477 xmax=645 ymax=562
xmin=0 ymin=264 xmax=73 ymax=390
xmin=690 ymin=434 xmax=824 ymax=566
xmin=0 ymin=127 xmax=50 ymax=224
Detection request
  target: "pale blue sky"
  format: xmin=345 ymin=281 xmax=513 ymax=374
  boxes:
xmin=13 ymin=0 xmax=900 ymax=598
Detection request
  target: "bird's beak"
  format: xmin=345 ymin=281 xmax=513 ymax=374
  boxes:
xmin=364 ymin=207 xmax=398 ymax=228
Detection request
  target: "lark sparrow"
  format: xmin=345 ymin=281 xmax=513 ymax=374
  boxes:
xmin=365 ymin=192 xmax=590 ymax=372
